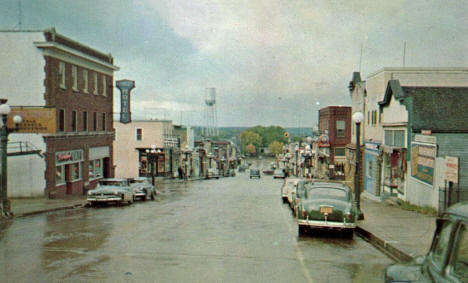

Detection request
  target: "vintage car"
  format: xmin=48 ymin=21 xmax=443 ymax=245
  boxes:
xmin=385 ymin=201 xmax=468 ymax=283
xmin=296 ymin=182 xmax=356 ymax=238
xmin=128 ymin=177 xmax=158 ymax=200
xmin=273 ymin=169 xmax=286 ymax=179
xmin=249 ymin=169 xmax=261 ymax=179
xmin=289 ymin=179 xmax=311 ymax=215
xmin=281 ymin=178 xmax=302 ymax=204
xmin=87 ymin=178 xmax=135 ymax=205
xmin=207 ymin=168 xmax=220 ymax=179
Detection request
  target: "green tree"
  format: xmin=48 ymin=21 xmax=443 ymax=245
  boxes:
xmin=240 ymin=130 xmax=262 ymax=153
xmin=268 ymin=141 xmax=284 ymax=155
xmin=245 ymin=144 xmax=256 ymax=156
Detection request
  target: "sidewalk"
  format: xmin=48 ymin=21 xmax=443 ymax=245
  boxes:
xmin=3 ymin=176 xmax=205 ymax=220
xmin=357 ymin=193 xmax=436 ymax=262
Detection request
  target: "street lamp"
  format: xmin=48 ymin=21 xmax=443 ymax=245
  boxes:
xmin=145 ymin=145 xmax=157 ymax=186
xmin=352 ymin=111 xmax=364 ymax=220
xmin=0 ymin=101 xmax=23 ymax=217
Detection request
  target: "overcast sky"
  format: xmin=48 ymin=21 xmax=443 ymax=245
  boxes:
xmin=2 ymin=0 xmax=468 ymax=127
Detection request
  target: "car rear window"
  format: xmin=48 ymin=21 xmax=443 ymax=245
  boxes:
xmin=306 ymin=187 xmax=348 ymax=201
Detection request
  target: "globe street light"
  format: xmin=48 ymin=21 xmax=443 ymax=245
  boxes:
xmin=0 ymin=101 xmax=23 ymax=217
xmin=352 ymin=112 xmax=364 ymax=220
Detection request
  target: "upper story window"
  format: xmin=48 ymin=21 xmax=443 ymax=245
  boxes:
xmin=59 ymin=62 xmax=66 ymax=89
xmin=71 ymin=65 xmax=78 ymax=92
xmin=72 ymin=110 xmax=77 ymax=132
xmin=336 ymin=120 xmax=345 ymax=137
xmin=82 ymin=111 xmax=88 ymax=131
xmin=136 ymin=128 xmax=142 ymax=141
xmin=83 ymin=69 xmax=88 ymax=93
xmin=102 ymin=76 xmax=107 ymax=96
xmin=93 ymin=112 xmax=97 ymax=131
xmin=384 ymin=129 xmax=405 ymax=147
xmin=101 ymin=113 xmax=106 ymax=131
xmin=93 ymin=72 xmax=98 ymax=95
xmin=58 ymin=109 xmax=65 ymax=132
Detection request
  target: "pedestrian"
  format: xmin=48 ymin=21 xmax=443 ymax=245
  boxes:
xmin=178 ymin=166 xmax=184 ymax=179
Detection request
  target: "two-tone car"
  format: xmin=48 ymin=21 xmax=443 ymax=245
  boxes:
xmin=288 ymin=179 xmax=310 ymax=214
xmin=385 ymin=201 xmax=468 ymax=282
xmin=296 ymin=181 xmax=356 ymax=238
xmin=87 ymin=178 xmax=135 ymax=206
xmin=128 ymin=177 xmax=158 ymax=200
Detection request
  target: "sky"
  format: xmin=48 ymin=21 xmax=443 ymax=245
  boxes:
xmin=1 ymin=0 xmax=468 ymax=127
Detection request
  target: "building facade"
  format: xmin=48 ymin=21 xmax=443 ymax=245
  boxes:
xmin=0 ymin=29 xmax=118 ymax=198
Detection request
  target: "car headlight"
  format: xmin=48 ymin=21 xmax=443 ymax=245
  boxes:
xmin=114 ymin=191 xmax=119 ymax=195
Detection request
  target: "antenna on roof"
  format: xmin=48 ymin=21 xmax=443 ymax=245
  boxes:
xmin=403 ymin=41 xmax=407 ymax=67
xmin=359 ymin=43 xmax=363 ymax=73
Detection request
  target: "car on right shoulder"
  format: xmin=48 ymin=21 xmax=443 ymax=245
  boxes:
xmin=385 ymin=201 xmax=468 ymax=282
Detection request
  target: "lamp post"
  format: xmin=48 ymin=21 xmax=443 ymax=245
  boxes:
xmin=352 ymin=112 xmax=364 ymax=220
xmin=146 ymin=145 xmax=157 ymax=186
xmin=0 ymin=101 xmax=23 ymax=217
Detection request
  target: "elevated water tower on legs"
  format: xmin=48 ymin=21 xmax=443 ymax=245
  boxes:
xmin=203 ymin=87 xmax=219 ymax=137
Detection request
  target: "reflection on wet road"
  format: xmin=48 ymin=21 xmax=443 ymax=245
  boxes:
xmin=0 ymin=166 xmax=393 ymax=282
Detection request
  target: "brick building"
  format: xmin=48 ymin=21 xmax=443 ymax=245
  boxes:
xmin=0 ymin=28 xmax=119 ymax=198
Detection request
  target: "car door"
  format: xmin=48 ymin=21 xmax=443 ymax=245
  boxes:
xmin=426 ymin=218 xmax=457 ymax=282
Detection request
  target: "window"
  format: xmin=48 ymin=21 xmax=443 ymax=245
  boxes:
xmin=367 ymin=111 xmax=370 ymax=125
xmin=93 ymin=112 xmax=97 ymax=131
xmin=89 ymin=159 xmax=103 ymax=179
xmin=102 ymin=76 xmax=107 ymax=96
xmin=83 ymin=69 xmax=88 ymax=93
xmin=71 ymin=162 xmax=82 ymax=181
xmin=55 ymin=165 xmax=65 ymax=185
xmin=58 ymin=109 xmax=65 ymax=132
xmin=72 ymin=111 xmax=77 ymax=132
xmin=93 ymin=72 xmax=98 ymax=95
xmin=82 ymin=112 xmax=88 ymax=131
xmin=102 ymin=113 xmax=106 ymax=131
xmin=59 ymin=62 xmax=66 ymax=89
xmin=371 ymin=110 xmax=377 ymax=125
xmin=334 ymin=147 xmax=345 ymax=156
xmin=336 ymin=120 xmax=345 ymax=137
xmin=136 ymin=128 xmax=142 ymax=141
xmin=71 ymin=65 xmax=78 ymax=91
xmin=453 ymin=224 xmax=468 ymax=279
xmin=384 ymin=130 xmax=405 ymax=147
xmin=431 ymin=221 xmax=454 ymax=270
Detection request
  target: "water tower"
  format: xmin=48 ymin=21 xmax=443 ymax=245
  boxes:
xmin=203 ymin=87 xmax=219 ymax=137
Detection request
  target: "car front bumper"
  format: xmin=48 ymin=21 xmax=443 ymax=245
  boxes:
xmin=298 ymin=218 xmax=356 ymax=229
xmin=87 ymin=196 xmax=123 ymax=202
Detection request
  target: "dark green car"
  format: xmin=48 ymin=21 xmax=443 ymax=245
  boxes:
xmin=385 ymin=201 xmax=468 ymax=282
xmin=296 ymin=182 xmax=356 ymax=238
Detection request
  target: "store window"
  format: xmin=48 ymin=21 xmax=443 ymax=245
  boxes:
xmin=89 ymin=159 xmax=103 ymax=179
xmin=335 ymin=147 xmax=345 ymax=156
xmin=56 ymin=165 xmax=65 ymax=185
xmin=71 ymin=162 xmax=82 ymax=181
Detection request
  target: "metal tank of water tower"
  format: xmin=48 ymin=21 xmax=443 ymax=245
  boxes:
xmin=203 ymin=88 xmax=218 ymax=137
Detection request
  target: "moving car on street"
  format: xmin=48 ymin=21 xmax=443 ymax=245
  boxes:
xmin=385 ymin=201 xmax=468 ymax=282
xmin=207 ymin=168 xmax=220 ymax=179
xmin=296 ymin=182 xmax=356 ymax=238
xmin=87 ymin=178 xmax=135 ymax=206
xmin=273 ymin=169 xmax=286 ymax=179
xmin=249 ymin=169 xmax=261 ymax=179
xmin=128 ymin=177 xmax=158 ymax=200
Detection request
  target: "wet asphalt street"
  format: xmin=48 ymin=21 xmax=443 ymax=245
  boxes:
xmin=0 ymin=164 xmax=393 ymax=282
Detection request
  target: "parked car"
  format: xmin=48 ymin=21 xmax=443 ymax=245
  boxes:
xmin=385 ymin=201 xmax=468 ymax=282
xmin=289 ymin=180 xmax=310 ymax=214
xmin=249 ymin=169 xmax=261 ymax=179
xmin=296 ymin=182 xmax=356 ymax=238
xmin=281 ymin=178 xmax=302 ymax=204
xmin=263 ymin=168 xmax=274 ymax=175
xmin=87 ymin=178 xmax=135 ymax=205
xmin=128 ymin=177 xmax=158 ymax=200
xmin=273 ymin=169 xmax=286 ymax=179
xmin=207 ymin=168 xmax=220 ymax=179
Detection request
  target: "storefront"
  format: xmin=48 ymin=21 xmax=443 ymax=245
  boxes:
xmin=55 ymin=149 xmax=84 ymax=196
xmin=138 ymin=148 xmax=166 ymax=177
xmin=88 ymin=146 xmax=111 ymax=189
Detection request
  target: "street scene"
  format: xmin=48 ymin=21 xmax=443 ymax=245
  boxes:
xmin=1 ymin=1 xmax=468 ymax=283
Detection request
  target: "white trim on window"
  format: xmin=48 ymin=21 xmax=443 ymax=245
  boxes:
xmin=102 ymin=75 xmax=107 ymax=96
xmin=72 ymin=65 xmax=78 ymax=91
xmin=93 ymin=72 xmax=98 ymax=95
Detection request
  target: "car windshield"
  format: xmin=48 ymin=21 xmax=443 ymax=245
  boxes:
xmin=306 ymin=187 xmax=348 ymax=201
xmin=99 ymin=180 xmax=125 ymax=186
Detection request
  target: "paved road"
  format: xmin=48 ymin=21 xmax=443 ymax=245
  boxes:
xmin=0 ymin=169 xmax=392 ymax=282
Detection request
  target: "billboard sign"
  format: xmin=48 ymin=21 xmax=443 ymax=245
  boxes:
xmin=6 ymin=107 xmax=56 ymax=133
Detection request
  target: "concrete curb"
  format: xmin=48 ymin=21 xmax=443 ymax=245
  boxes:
xmin=15 ymin=202 xmax=87 ymax=218
xmin=356 ymin=225 xmax=414 ymax=263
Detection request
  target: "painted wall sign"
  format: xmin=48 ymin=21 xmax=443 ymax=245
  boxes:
xmin=116 ymin=79 xmax=135 ymax=124
xmin=7 ymin=107 xmax=56 ymax=133
xmin=411 ymin=142 xmax=436 ymax=185
xmin=55 ymin=149 xmax=84 ymax=165
xmin=445 ymin=156 xmax=459 ymax=184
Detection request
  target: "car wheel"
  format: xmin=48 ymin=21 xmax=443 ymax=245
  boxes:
xmin=344 ymin=229 xmax=354 ymax=239
xmin=298 ymin=225 xmax=306 ymax=236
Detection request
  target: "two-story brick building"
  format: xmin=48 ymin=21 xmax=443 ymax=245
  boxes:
xmin=0 ymin=28 xmax=119 ymax=198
